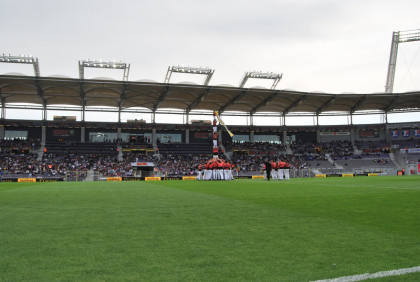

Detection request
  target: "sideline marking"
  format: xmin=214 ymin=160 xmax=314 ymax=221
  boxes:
xmin=308 ymin=181 xmax=420 ymax=191
xmin=312 ymin=266 xmax=420 ymax=282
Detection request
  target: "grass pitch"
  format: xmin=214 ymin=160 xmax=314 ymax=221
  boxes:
xmin=0 ymin=176 xmax=419 ymax=281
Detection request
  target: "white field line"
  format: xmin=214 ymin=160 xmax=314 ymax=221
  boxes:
xmin=311 ymin=266 xmax=420 ymax=282
xmin=303 ymin=182 xmax=420 ymax=191
xmin=235 ymin=179 xmax=420 ymax=190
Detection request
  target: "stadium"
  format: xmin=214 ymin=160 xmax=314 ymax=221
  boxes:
xmin=1 ymin=53 xmax=420 ymax=181
xmin=1 ymin=30 xmax=420 ymax=281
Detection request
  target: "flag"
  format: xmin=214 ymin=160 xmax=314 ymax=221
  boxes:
xmin=391 ymin=130 xmax=399 ymax=138
xmin=402 ymin=130 xmax=410 ymax=137
xmin=214 ymin=111 xmax=234 ymax=137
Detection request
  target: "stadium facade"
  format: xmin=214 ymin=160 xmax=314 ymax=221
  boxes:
xmin=0 ymin=73 xmax=419 ymax=179
xmin=1 ymin=74 xmax=420 ymax=141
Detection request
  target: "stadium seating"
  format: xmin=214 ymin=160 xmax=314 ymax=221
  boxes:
xmin=45 ymin=141 xmax=118 ymax=155
xmin=1 ymin=138 xmax=419 ymax=179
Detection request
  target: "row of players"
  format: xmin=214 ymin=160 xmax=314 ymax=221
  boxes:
xmin=196 ymin=157 xmax=235 ymax=180
xmin=196 ymin=157 xmax=293 ymax=181
xmin=263 ymin=160 xmax=292 ymax=180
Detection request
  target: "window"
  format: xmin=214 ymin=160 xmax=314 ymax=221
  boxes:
xmin=5 ymin=130 xmax=28 ymax=140
xmin=232 ymin=134 xmax=250 ymax=143
xmin=156 ymin=133 xmax=181 ymax=143
xmin=254 ymin=135 xmax=280 ymax=143
xmin=89 ymin=132 xmax=118 ymax=142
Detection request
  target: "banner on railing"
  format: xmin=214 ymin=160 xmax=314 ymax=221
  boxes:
xmin=252 ymin=175 xmax=264 ymax=179
xmin=18 ymin=178 xmax=36 ymax=182
xmin=400 ymin=148 xmax=420 ymax=153
xmin=145 ymin=177 xmax=161 ymax=181
xmin=106 ymin=177 xmax=122 ymax=181
xmin=320 ymin=132 xmax=350 ymax=136
xmin=182 ymin=176 xmax=197 ymax=180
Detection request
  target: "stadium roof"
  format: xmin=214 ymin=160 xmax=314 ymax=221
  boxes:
xmin=1 ymin=75 xmax=420 ymax=116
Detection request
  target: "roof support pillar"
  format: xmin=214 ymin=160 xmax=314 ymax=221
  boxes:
xmin=118 ymin=83 xmax=128 ymax=124
xmin=350 ymin=128 xmax=355 ymax=146
xmin=41 ymin=126 xmax=46 ymax=145
xmin=42 ymin=105 xmax=47 ymax=121
xmin=0 ymin=97 xmax=5 ymax=120
xmin=0 ymin=125 xmax=4 ymax=140
xmin=34 ymin=78 xmax=46 ymax=121
xmin=81 ymin=127 xmax=85 ymax=142
xmin=82 ymin=106 xmax=86 ymax=122
xmin=79 ymin=82 xmax=86 ymax=122
xmin=381 ymin=112 xmax=388 ymax=124
xmin=117 ymin=127 xmax=121 ymax=141
xmin=185 ymin=129 xmax=189 ymax=144
xmin=152 ymin=128 xmax=157 ymax=147
xmin=385 ymin=127 xmax=391 ymax=143
xmin=152 ymin=111 xmax=156 ymax=124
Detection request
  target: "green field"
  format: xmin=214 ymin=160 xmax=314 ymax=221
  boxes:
xmin=0 ymin=176 xmax=419 ymax=281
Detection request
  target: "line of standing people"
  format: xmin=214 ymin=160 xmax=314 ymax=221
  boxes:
xmin=263 ymin=159 xmax=291 ymax=181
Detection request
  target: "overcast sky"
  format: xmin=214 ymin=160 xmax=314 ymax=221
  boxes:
xmin=1 ymin=0 xmax=419 ymax=95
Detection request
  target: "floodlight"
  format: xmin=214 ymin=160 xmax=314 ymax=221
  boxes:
xmin=79 ymin=59 xmax=130 ymax=81
xmin=239 ymin=71 xmax=282 ymax=89
xmin=164 ymin=65 xmax=215 ymax=85
xmin=0 ymin=54 xmax=40 ymax=76
xmin=385 ymin=29 xmax=420 ymax=93
xmin=398 ymin=29 xmax=420 ymax=43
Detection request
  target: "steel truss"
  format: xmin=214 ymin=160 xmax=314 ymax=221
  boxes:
xmin=385 ymin=29 xmax=420 ymax=93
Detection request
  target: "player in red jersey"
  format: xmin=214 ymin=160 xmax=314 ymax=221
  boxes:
xmin=284 ymin=161 xmax=291 ymax=180
xmin=277 ymin=160 xmax=285 ymax=180
xmin=197 ymin=164 xmax=203 ymax=180
xmin=271 ymin=160 xmax=278 ymax=180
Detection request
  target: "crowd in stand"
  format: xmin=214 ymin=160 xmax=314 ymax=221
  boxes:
xmin=290 ymin=141 xmax=319 ymax=156
xmin=374 ymin=158 xmax=390 ymax=165
xmin=0 ymin=138 xmax=41 ymax=154
xmin=225 ymin=141 xmax=286 ymax=154
xmin=1 ymin=138 xmax=416 ymax=179
xmin=154 ymin=154 xmax=211 ymax=177
xmin=355 ymin=141 xmax=390 ymax=157
xmin=0 ymin=140 xmax=327 ymax=178
xmin=290 ymin=140 xmax=354 ymax=160
xmin=321 ymin=140 xmax=354 ymax=160
xmin=0 ymin=153 xmax=90 ymax=179
xmin=93 ymin=155 xmax=133 ymax=177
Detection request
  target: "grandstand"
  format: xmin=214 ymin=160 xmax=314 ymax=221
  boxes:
xmin=1 ymin=57 xmax=420 ymax=180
